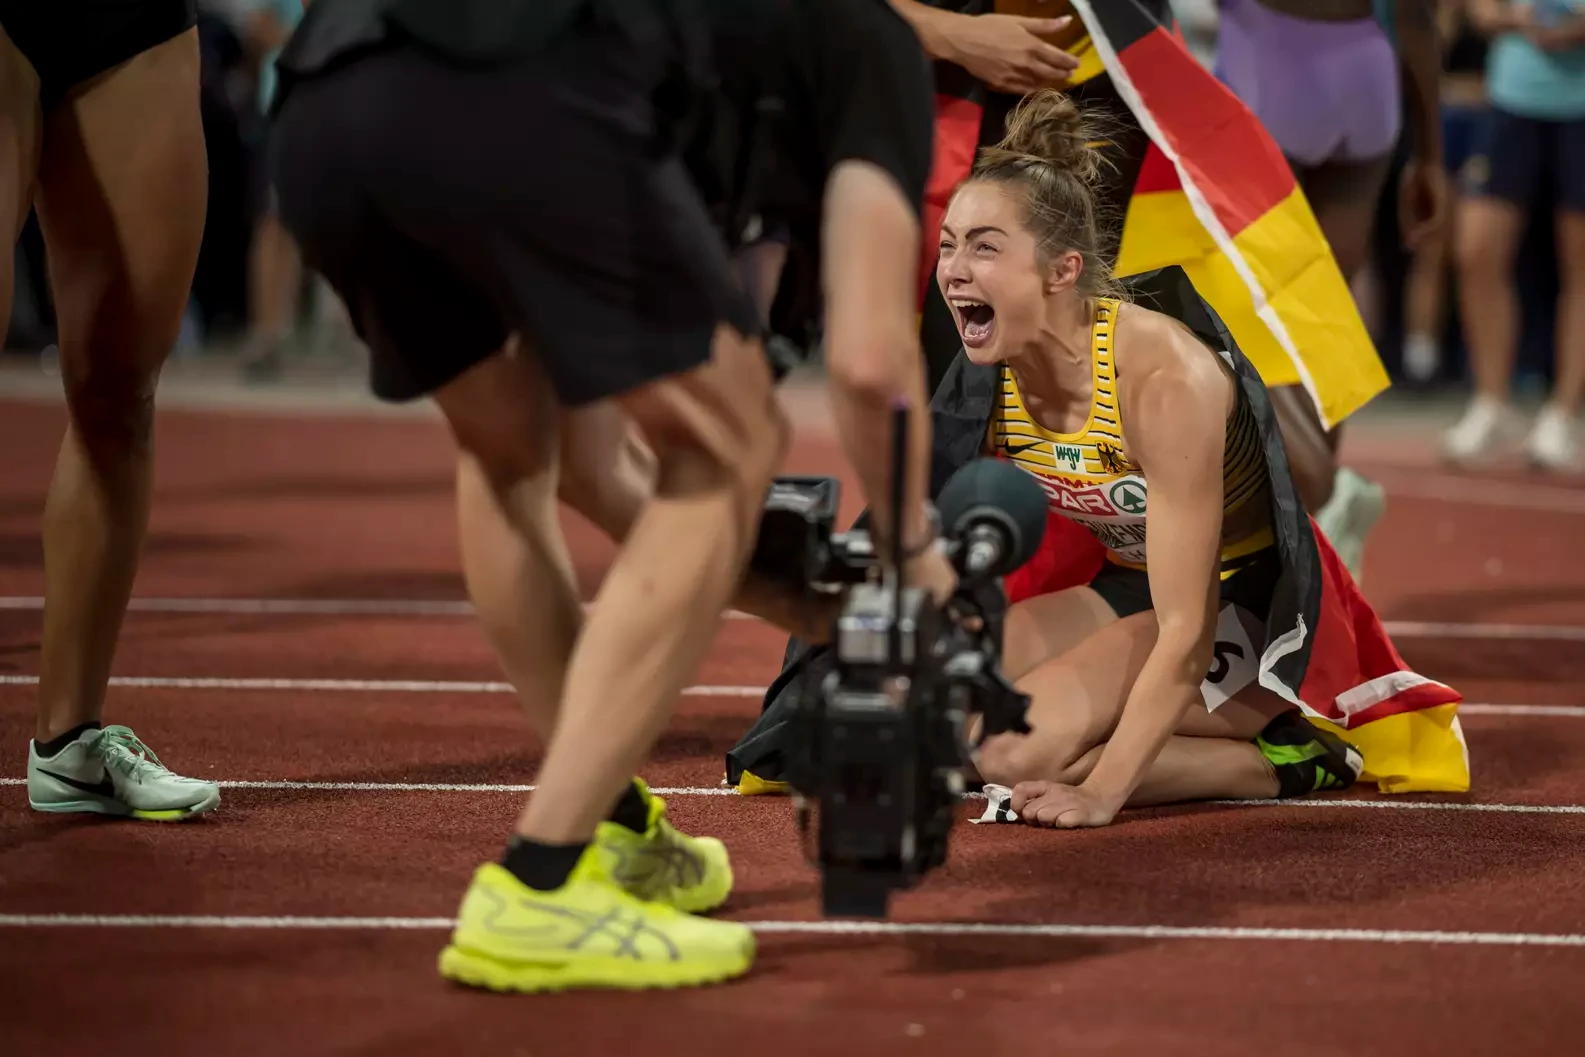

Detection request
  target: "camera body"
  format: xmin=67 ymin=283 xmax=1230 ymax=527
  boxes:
xmin=749 ymin=462 xmax=1045 ymax=917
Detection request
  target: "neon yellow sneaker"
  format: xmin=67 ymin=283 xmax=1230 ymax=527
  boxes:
xmin=438 ymin=851 xmax=755 ymax=993
xmin=596 ymin=779 xmax=733 ymax=914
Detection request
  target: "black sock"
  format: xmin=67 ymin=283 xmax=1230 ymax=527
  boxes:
xmin=607 ymin=780 xmax=650 ymax=834
xmin=34 ymin=721 xmax=102 ymax=759
xmin=501 ymin=836 xmax=588 ymax=892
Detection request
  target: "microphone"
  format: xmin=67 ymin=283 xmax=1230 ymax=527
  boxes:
xmin=935 ymin=458 xmax=1047 ymax=581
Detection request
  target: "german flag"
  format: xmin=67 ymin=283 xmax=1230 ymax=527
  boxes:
xmin=918 ymin=0 xmax=1389 ymax=429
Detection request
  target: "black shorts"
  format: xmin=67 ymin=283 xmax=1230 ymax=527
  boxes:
xmin=1462 ymin=106 xmax=1585 ymax=214
xmin=271 ymin=36 xmax=756 ymax=405
xmin=1088 ymin=545 xmax=1281 ymax=622
xmin=1088 ymin=546 xmax=1281 ymax=707
xmin=0 ymin=0 xmax=194 ymax=111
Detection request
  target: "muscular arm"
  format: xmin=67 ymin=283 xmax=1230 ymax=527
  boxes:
xmin=1080 ymin=317 xmax=1229 ymax=810
xmin=821 ymin=160 xmax=936 ymax=558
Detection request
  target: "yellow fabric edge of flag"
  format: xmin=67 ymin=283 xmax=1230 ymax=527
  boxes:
xmin=1064 ymin=37 xmax=1106 ymax=87
xmin=1314 ymin=703 xmax=1472 ymax=795
xmin=1116 ymin=188 xmax=1389 ymax=424
xmin=734 ymin=771 xmax=791 ymax=796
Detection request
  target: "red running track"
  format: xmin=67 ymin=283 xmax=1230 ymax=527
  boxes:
xmin=3 ymin=395 xmax=1585 ymax=1057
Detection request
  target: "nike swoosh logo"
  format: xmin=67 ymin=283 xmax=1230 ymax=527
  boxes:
xmin=1003 ymin=441 xmax=1044 ymax=456
xmin=37 ymin=768 xmax=116 ymax=798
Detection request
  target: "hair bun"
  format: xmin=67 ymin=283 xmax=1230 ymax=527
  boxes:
xmin=993 ymin=88 xmax=1103 ymax=185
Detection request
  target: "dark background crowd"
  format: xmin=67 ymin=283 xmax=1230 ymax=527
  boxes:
xmin=0 ymin=1 xmax=1574 ymax=404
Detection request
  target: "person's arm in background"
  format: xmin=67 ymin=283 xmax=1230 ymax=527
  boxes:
xmin=1395 ymin=0 xmax=1452 ymax=248
xmin=886 ymin=0 xmax=1080 ymax=93
xmin=1524 ymin=0 xmax=1585 ymax=50
xmin=1466 ymin=0 xmax=1532 ymax=36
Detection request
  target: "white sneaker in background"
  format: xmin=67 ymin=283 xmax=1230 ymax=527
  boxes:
xmin=1442 ymin=395 xmax=1516 ymax=465
xmin=1314 ymin=468 xmax=1387 ymax=584
xmin=1401 ymin=333 xmax=1441 ymax=384
xmin=1525 ymin=404 xmax=1580 ymax=472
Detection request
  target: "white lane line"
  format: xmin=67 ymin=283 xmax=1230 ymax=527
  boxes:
xmin=0 ymin=676 xmax=1578 ymax=724
xmin=0 ymin=596 xmax=754 ymax=619
xmin=1383 ymin=621 xmax=1585 ymax=643
xmin=0 ymin=675 xmax=764 ymax=696
xmin=1459 ymin=704 xmax=1585 ymax=717
xmin=2 ymin=913 xmax=1583 ymax=947
xmin=0 ymin=778 xmax=740 ymax=795
xmin=0 ymin=776 xmax=1579 ymax=814
xmin=0 ymin=597 xmax=476 ymax=616
xmin=6 ymin=598 xmax=1585 ymax=643
xmin=1367 ymin=468 xmax=1585 ymax=515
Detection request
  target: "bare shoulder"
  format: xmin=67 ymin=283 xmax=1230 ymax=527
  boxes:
xmin=1112 ymin=302 xmax=1232 ymax=426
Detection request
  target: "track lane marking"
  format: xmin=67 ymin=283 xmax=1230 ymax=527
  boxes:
xmin=6 ymin=597 xmax=1585 ymax=643
xmin=0 ymin=777 xmax=1579 ymax=813
xmin=0 ymin=675 xmax=1580 ymax=720
xmin=2 ymin=913 xmax=1583 ymax=947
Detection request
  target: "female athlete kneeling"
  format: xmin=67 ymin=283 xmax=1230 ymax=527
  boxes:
xmin=935 ymin=90 xmax=1368 ymax=829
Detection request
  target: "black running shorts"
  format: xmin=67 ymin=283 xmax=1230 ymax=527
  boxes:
xmin=271 ymin=31 xmax=756 ymax=405
xmin=0 ymin=0 xmax=195 ymax=110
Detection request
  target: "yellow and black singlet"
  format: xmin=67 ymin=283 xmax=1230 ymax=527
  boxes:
xmin=989 ymin=298 xmax=1274 ymax=580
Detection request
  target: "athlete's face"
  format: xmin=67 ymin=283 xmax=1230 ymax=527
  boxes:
xmin=936 ymin=182 xmax=1079 ymax=365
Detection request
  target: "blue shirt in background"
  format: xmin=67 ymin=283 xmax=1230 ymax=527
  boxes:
xmin=255 ymin=0 xmax=305 ymax=114
xmin=1488 ymin=1 xmax=1585 ymax=121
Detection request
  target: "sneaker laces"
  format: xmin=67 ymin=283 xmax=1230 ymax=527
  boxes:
xmin=97 ymin=725 xmax=169 ymax=782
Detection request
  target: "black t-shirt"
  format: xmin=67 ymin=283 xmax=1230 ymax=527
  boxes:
xmin=695 ymin=0 xmax=934 ymax=349
xmin=273 ymin=0 xmax=933 ymax=351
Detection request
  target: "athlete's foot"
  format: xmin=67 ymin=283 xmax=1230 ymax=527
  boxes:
xmin=1524 ymin=404 xmax=1579 ymax=473
xmin=1255 ymin=711 xmax=1364 ymax=798
xmin=1313 ymin=468 xmax=1385 ymax=583
xmin=438 ymin=847 xmax=755 ymax=993
xmin=596 ymin=778 xmax=733 ymax=914
xmin=27 ymin=724 xmax=221 ymax=821
xmin=1442 ymin=395 xmax=1518 ymax=466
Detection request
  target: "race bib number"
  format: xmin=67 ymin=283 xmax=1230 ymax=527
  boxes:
xmin=1201 ymin=603 xmax=1258 ymax=711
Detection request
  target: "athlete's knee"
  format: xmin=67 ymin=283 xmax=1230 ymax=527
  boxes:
xmin=61 ymin=361 xmax=158 ymax=457
xmin=975 ymin=727 xmax=1088 ymax=788
xmin=1453 ymin=204 xmax=1514 ymax=280
xmin=620 ymin=327 xmax=788 ymax=500
xmin=435 ymin=343 xmax=560 ymax=487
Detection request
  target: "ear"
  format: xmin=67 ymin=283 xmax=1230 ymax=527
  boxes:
xmin=1043 ymin=249 xmax=1083 ymax=294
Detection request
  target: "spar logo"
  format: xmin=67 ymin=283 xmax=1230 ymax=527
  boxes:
xmin=1108 ymin=478 xmax=1147 ymax=515
xmin=1032 ymin=476 xmax=1118 ymax=516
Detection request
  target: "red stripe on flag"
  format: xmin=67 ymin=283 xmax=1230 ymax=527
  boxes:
xmin=1130 ymin=143 xmax=1180 ymax=196
xmin=1113 ymin=28 xmax=1294 ymax=235
xmin=920 ymin=93 xmax=985 ymax=305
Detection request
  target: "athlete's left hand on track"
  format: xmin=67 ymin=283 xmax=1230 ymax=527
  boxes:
xmin=1398 ymin=159 xmax=1449 ymax=251
xmin=1008 ymin=780 xmax=1120 ymax=828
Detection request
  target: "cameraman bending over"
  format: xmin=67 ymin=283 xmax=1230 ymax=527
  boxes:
xmin=269 ymin=0 xmax=940 ymax=993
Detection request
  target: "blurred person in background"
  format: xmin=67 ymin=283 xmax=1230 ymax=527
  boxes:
xmin=235 ymin=0 xmax=305 ymax=381
xmin=1397 ymin=0 xmax=1491 ymax=384
xmin=2 ymin=1 xmax=221 ymax=818
xmin=1214 ymin=0 xmax=1448 ymax=576
xmin=1446 ymin=0 xmax=1585 ymax=470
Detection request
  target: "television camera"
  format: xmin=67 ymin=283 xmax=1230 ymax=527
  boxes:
xmin=747 ymin=408 xmax=1049 ymax=917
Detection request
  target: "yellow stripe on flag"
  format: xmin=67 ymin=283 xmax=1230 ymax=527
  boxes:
xmin=1315 ymin=704 xmax=1472 ymax=795
xmin=1116 ymin=187 xmax=1387 ymax=425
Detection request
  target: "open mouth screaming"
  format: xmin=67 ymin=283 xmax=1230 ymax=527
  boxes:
xmin=951 ymin=299 xmax=996 ymax=350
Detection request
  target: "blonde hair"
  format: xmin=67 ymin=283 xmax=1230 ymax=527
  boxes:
xmin=965 ymin=89 xmax=1124 ymax=300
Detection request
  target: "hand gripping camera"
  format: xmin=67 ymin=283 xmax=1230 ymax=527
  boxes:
xmin=748 ymin=408 xmax=1049 ymax=917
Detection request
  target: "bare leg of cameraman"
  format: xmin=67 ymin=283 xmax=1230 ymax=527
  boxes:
xmin=441 ymin=324 xmax=788 ymax=848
